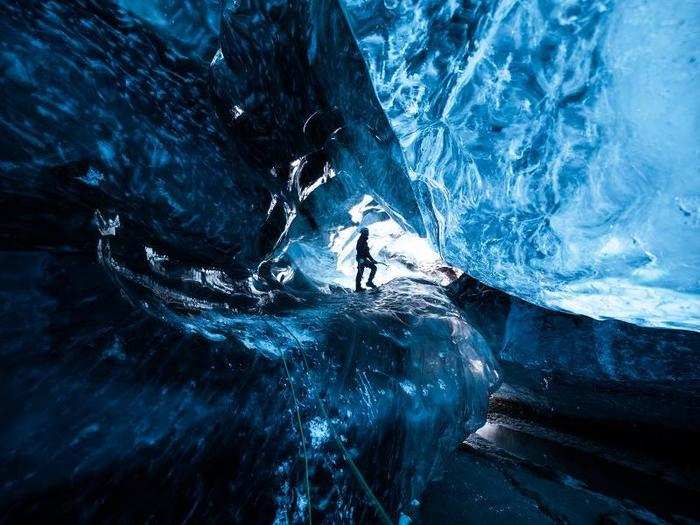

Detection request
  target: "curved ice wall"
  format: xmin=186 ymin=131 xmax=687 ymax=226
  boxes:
xmin=341 ymin=0 xmax=700 ymax=330
xmin=0 ymin=1 xmax=500 ymax=521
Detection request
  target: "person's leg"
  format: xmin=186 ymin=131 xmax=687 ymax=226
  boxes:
xmin=366 ymin=262 xmax=377 ymax=287
xmin=355 ymin=262 xmax=365 ymax=291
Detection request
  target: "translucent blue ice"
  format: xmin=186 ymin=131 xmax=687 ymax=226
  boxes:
xmin=341 ymin=0 xmax=700 ymax=330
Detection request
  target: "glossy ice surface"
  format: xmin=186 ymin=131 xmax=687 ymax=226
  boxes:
xmin=0 ymin=0 xmax=698 ymax=522
xmin=343 ymin=0 xmax=700 ymax=330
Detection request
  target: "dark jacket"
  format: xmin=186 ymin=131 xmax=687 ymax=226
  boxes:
xmin=356 ymin=236 xmax=372 ymax=262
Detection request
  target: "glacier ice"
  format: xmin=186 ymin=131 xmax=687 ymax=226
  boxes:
xmin=113 ymin=0 xmax=221 ymax=57
xmin=342 ymin=0 xmax=700 ymax=330
xmin=449 ymin=274 xmax=700 ymax=429
xmin=0 ymin=3 xmax=501 ymax=520
xmin=0 ymin=250 xmax=498 ymax=522
xmin=0 ymin=0 xmax=699 ymax=522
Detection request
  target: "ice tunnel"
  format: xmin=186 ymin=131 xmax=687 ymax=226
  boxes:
xmin=0 ymin=0 xmax=699 ymax=523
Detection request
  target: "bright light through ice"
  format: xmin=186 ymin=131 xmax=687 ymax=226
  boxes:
xmin=544 ymin=279 xmax=700 ymax=331
xmin=475 ymin=422 xmax=500 ymax=442
xmin=328 ymin=195 xmax=461 ymax=289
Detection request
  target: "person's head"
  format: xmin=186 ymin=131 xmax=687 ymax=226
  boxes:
xmin=359 ymin=227 xmax=369 ymax=238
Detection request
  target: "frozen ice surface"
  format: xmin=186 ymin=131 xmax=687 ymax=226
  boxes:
xmin=0 ymin=251 xmax=498 ymax=522
xmin=342 ymin=0 xmax=700 ymax=330
xmin=449 ymin=273 xmax=700 ymax=429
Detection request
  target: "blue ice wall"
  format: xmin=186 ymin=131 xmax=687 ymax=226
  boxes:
xmin=0 ymin=0 xmax=275 ymax=273
xmin=0 ymin=1 xmax=499 ymax=521
xmin=114 ymin=0 xmax=221 ymax=57
xmin=449 ymin=274 xmax=700 ymax=429
xmin=341 ymin=0 xmax=700 ymax=331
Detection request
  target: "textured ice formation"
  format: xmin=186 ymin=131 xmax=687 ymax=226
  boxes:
xmin=342 ymin=0 xmax=700 ymax=330
xmin=114 ymin=0 xmax=220 ymax=57
xmin=0 ymin=0 xmax=274 ymax=273
xmin=0 ymin=1 xmax=500 ymax=520
xmin=449 ymin=274 xmax=700 ymax=429
xmin=0 ymin=250 xmax=497 ymax=522
xmin=0 ymin=0 xmax=698 ymax=521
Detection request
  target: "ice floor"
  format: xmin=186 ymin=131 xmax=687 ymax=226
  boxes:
xmin=422 ymin=400 xmax=700 ymax=524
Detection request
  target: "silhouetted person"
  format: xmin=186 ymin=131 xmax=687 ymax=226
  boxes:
xmin=355 ymin=227 xmax=377 ymax=292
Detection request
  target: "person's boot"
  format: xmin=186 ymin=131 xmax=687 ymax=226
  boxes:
xmin=355 ymin=285 xmax=365 ymax=292
xmin=366 ymin=281 xmax=377 ymax=289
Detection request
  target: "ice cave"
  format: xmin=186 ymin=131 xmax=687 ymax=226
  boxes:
xmin=0 ymin=0 xmax=698 ymax=523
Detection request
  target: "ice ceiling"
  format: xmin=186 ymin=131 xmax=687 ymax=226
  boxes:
xmin=207 ymin=0 xmax=700 ymax=331
xmin=3 ymin=0 xmax=697 ymax=331
xmin=342 ymin=0 xmax=700 ymax=330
